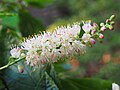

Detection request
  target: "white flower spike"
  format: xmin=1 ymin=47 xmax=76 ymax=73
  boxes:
xmin=9 ymin=15 xmax=115 ymax=67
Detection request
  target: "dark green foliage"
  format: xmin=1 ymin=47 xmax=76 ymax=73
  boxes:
xmin=0 ymin=77 xmax=8 ymax=90
xmin=61 ymin=78 xmax=112 ymax=90
xmin=25 ymin=0 xmax=55 ymax=8
xmin=18 ymin=10 xmax=45 ymax=37
xmin=0 ymin=15 xmax=21 ymax=89
xmin=0 ymin=25 xmax=20 ymax=66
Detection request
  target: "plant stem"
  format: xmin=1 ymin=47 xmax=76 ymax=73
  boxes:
xmin=0 ymin=64 xmax=9 ymax=70
xmin=0 ymin=57 xmax=25 ymax=70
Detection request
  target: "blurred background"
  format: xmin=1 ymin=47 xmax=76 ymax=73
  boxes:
xmin=0 ymin=0 xmax=120 ymax=89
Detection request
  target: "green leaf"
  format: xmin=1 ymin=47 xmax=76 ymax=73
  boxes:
xmin=61 ymin=78 xmax=112 ymax=90
xmin=39 ymin=72 xmax=59 ymax=90
xmin=3 ymin=62 xmax=59 ymax=90
xmin=1 ymin=15 xmax=20 ymax=32
xmin=0 ymin=27 xmax=20 ymax=66
xmin=46 ymin=64 xmax=62 ymax=89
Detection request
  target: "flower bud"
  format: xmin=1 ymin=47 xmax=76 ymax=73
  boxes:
xmin=18 ymin=65 xmax=24 ymax=73
xmin=93 ymin=23 xmax=97 ymax=28
xmin=110 ymin=15 xmax=115 ymax=21
xmin=99 ymin=34 xmax=104 ymax=39
xmin=100 ymin=23 xmax=104 ymax=27
xmin=90 ymin=38 xmax=96 ymax=44
xmin=108 ymin=25 xmax=114 ymax=30
xmin=101 ymin=26 xmax=106 ymax=31
xmin=110 ymin=21 xmax=115 ymax=25
xmin=91 ymin=30 xmax=96 ymax=34
xmin=106 ymin=19 xmax=110 ymax=23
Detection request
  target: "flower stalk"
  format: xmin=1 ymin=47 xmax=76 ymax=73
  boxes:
xmin=0 ymin=57 xmax=25 ymax=70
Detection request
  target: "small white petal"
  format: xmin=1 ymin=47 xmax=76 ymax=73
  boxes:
xmin=82 ymin=33 xmax=91 ymax=43
xmin=82 ymin=23 xmax=92 ymax=33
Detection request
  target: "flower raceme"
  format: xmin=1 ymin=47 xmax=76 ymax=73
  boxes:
xmin=10 ymin=24 xmax=86 ymax=66
xmin=10 ymin=15 xmax=115 ymax=66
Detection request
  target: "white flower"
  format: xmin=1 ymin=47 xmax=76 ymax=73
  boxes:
xmin=82 ymin=33 xmax=91 ymax=43
xmin=82 ymin=23 xmax=92 ymax=33
xmin=72 ymin=40 xmax=86 ymax=54
xmin=112 ymin=83 xmax=119 ymax=90
xmin=68 ymin=23 xmax=81 ymax=37
xmin=26 ymin=50 xmax=40 ymax=66
xmin=10 ymin=47 xmax=21 ymax=58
